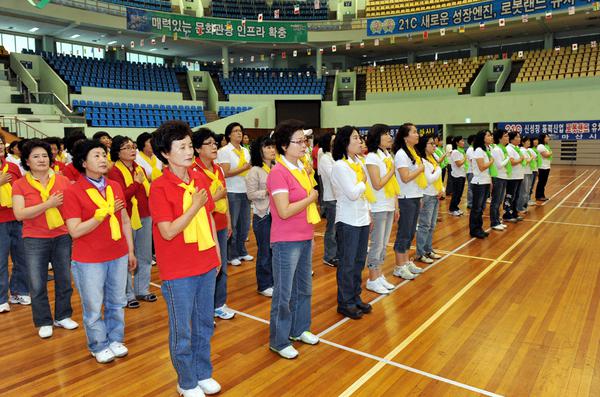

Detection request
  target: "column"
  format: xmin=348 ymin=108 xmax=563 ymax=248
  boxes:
xmin=222 ymin=46 xmax=229 ymax=78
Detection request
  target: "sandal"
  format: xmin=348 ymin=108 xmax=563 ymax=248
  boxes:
xmin=136 ymin=294 xmax=158 ymax=302
xmin=126 ymin=299 xmax=140 ymax=309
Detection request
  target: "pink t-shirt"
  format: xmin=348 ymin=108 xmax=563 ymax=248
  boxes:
xmin=267 ymin=162 xmax=314 ymax=243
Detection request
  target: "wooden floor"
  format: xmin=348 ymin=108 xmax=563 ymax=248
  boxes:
xmin=1 ymin=165 xmax=600 ymax=397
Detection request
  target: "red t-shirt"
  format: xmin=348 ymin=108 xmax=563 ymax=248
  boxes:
xmin=107 ymin=161 xmax=151 ymax=218
xmin=149 ymin=167 xmax=219 ymax=281
xmin=12 ymin=174 xmax=70 ymax=238
xmin=0 ymin=160 xmax=21 ymax=223
xmin=62 ymin=177 xmax=129 ymax=263
xmin=191 ymin=158 xmax=228 ymax=231
xmin=62 ymin=163 xmax=81 ymax=182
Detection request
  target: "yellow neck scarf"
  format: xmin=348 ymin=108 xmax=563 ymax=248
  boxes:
xmin=178 ymin=180 xmax=216 ymax=251
xmin=56 ymin=152 xmax=65 ymax=163
xmin=0 ymin=163 xmax=12 ymax=208
xmin=261 ymin=163 xmax=271 ymax=175
xmin=25 ymin=172 xmax=64 ymax=230
xmin=86 ymin=185 xmax=122 ymax=241
xmin=114 ymin=161 xmax=150 ymax=231
xmin=344 ymin=157 xmax=376 ymax=203
xmin=139 ymin=152 xmax=163 ymax=181
xmin=232 ymin=147 xmax=249 ymax=177
xmin=378 ymin=150 xmax=401 ymax=198
xmin=426 ymin=155 xmax=444 ymax=192
xmin=300 ymin=153 xmax=318 ymax=187
xmin=407 ymin=147 xmax=428 ymax=189
xmin=276 ymin=157 xmax=320 ymax=224
xmin=198 ymin=161 xmax=228 ymax=214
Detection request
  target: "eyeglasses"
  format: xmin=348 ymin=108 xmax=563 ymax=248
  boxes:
xmin=290 ymin=139 xmax=308 ymax=146
xmin=120 ymin=145 xmax=137 ymax=151
xmin=202 ymin=141 xmax=217 ymax=146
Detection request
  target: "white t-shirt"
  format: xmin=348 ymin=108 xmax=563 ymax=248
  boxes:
xmin=491 ymin=145 xmax=510 ymax=180
xmin=537 ymin=144 xmax=552 ymax=169
xmin=394 ymin=148 xmax=424 ymax=199
xmin=365 ymin=150 xmax=396 ymax=212
xmin=528 ymin=148 xmax=538 ymax=171
xmin=135 ymin=151 xmax=163 ymax=180
xmin=216 ymin=143 xmax=250 ymax=193
xmin=471 ymin=147 xmax=492 ymax=185
xmin=331 ymin=156 xmax=370 ymax=227
xmin=318 ymin=152 xmax=335 ymax=202
xmin=521 ymin=147 xmax=532 ymax=175
xmin=6 ymin=154 xmax=25 ymax=176
xmin=465 ymin=146 xmax=474 ymax=174
xmin=450 ymin=149 xmax=467 ymax=178
xmin=422 ymin=159 xmax=442 ymax=196
xmin=507 ymin=144 xmax=523 ymax=180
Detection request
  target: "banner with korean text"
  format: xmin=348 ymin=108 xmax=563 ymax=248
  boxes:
xmin=127 ymin=8 xmax=308 ymax=43
xmin=497 ymin=121 xmax=600 ymax=140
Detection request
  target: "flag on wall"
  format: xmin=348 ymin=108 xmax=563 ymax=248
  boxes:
xmin=592 ymin=40 xmax=597 ymax=48
xmin=274 ymin=9 xmax=280 ymax=18
xmin=282 ymin=51 xmax=287 ymax=59
xmin=479 ymin=22 xmax=485 ymax=30
xmin=374 ymin=38 xmax=379 ymax=46
xmin=293 ymin=50 xmax=298 ymax=57
xmin=568 ymin=6 xmax=575 ymax=15
xmin=307 ymin=49 xmax=312 ymax=55
xmin=499 ymin=18 xmax=505 ymax=27
xmin=423 ymin=31 xmax=428 ymax=39
xmin=130 ymin=41 xmax=135 ymax=48
xmin=518 ymin=50 xmax=524 ymax=58
xmin=260 ymin=54 xmax=265 ymax=61
xmin=346 ymin=43 xmax=351 ymax=50
xmin=417 ymin=63 xmax=421 ymax=69
xmin=315 ymin=0 xmax=321 ymax=10
xmin=545 ymin=11 xmax=552 ymax=19
xmin=360 ymin=42 xmax=365 ymax=48
xmin=572 ymin=43 xmax=578 ymax=51
xmin=250 ymin=55 xmax=255 ymax=62
xmin=319 ymin=48 xmax=324 ymax=54
xmin=294 ymin=4 xmax=300 ymax=14
xmin=458 ymin=26 xmax=465 ymax=33
xmin=258 ymin=13 xmax=263 ymax=22
xmin=332 ymin=45 xmax=337 ymax=52
xmin=440 ymin=28 xmax=446 ymax=36
xmin=390 ymin=36 xmax=395 ymax=44
xmin=161 ymin=34 xmax=166 ymax=43
xmin=151 ymin=38 xmax=156 ymax=45
xmin=522 ymin=14 xmax=528 ymax=23
xmin=239 ymin=57 xmax=244 ymax=63
xmin=242 ymin=18 xmax=246 ymax=28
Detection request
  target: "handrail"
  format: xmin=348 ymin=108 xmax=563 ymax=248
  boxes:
xmin=0 ymin=117 xmax=49 ymax=140
xmin=29 ymin=92 xmax=87 ymax=124
xmin=9 ymin=54 xmax=38 ymax=95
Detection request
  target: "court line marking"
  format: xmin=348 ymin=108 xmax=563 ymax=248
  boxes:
xmin=541 ymin=170 xmax=593 ymax=206
xmin=560 ymin=205 xmax=600 ymax=211
xmin=338 ymin=170 xmax=596 ymax=397
xmin=541 ymin=220 xmax=600 ymax=229
xmin=150 ymin=282 xmax=162 ymax=289
xmin=229 ymin=309 xmax=503 ymax=397
xmin=578 ymin=173 xmax=600 ymax=207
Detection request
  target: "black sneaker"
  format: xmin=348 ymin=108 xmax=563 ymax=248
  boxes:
xmin=356 ymin=301 xmax=372 ymax=314
xmin=323 ymin=258 xmax=339 ymax=267
xmin=337 ymin=306 xmax=363 ymax=320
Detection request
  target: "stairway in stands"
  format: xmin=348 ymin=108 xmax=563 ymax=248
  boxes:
xmin=501 ymin=61 xmax=525 ymax=92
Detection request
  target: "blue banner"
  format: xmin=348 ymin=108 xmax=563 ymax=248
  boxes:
xmin=358 ymin=124 xmax=441 ymax=138
xmin=497 ymin=121 xmax=600 ymax=140
xmin=367 ymin=0 xmax=593 ymax=36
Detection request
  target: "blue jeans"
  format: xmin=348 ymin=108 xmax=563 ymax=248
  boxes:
xmin=517 ymin=174 xmax=534 ymax=212
xmin=127 ymin=216 xmax=152 ymax=300
xmin=71 ymin=255 xmax=128 ymax=353
xmin=367 ymin=211 xmax=394 ymax=269
xmin=227 ymin=192 xmax=251 ymax=260
xmin=416 ymin=195 xmax=439 ymax=257
xmin=252 ymin=214 xmax=273 ymax=292
xmin=490 ymin=178 xmax=507 ymax=227
xmin=322 ymin=200 xmax=338 ymax=262
xmin=394 ymin=198 xmax=421 ymax=253
xmin=162 ymin=269 xmax=216 ymax=390
xmin=449 ymin=176 xmax=465 ymax=212
xmin=215 ymin=228 xmax=228 ymax=309
xmin=467 ymin=173 xmax=473 ymax=207
xmin=470 ymin=184 xmax=490 ymax=235
xmin=24 ymin=235 xmax=73 ymax=327
xmin=0 ymin=220 xmax=28 ymax=304
xmin=336 ymin=223 xmax=369 ymax=309
xmin=503 ymin=179 xmax=522 ymax=220
xmin=270 ymin=240 xmax=313 ymax=351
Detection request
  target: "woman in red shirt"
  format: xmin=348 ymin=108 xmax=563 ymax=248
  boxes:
xmin=108 ymin=136 xmax=156 ymax=309
xmin=149 ymin=121 xmax=221 ymax=397
xmin=62 ymin=139 xmax=137 ymax=364
xmin=12 ymin=139 xmax=78 ymax=338
xmin=0 ymin=135 xmax=29 ymax=313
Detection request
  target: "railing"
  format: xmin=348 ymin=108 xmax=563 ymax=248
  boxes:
xmin=0 ymin=117 xmax=49 ymax=139
xmin=30 ymin=92 xmax=87 ymax=124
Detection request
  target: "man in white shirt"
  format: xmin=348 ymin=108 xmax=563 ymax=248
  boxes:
xmin=217 ymin=122 xmax=253 ymax=266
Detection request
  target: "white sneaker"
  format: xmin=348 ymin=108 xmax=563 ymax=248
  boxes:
xmin=417 ymin=255 xmax=434 ymax=264
xmin=258 ymin=287 xmax=273 ymax=297
xmin=449 ymin=210 xmax=462 ymax=216
xmin=108 ymin=342 xmax=128 ymax=358
xmin=393 ymin=265 xmax=416 ymax=280
xmin=0 ymin=302 xmax=9 ymax=313
xmin=378 ymin=275 xmax=395 ymax=290
xmin=9 ymin=295 xmax=31 ymax=305
xmin=214 ymin=305 xmax=235 ymax=320
xmin=229 ymin=258 xmax=241 ymax=266
xmin=270 ymin=345 xmax=299 ymax=359
xmin=54 ymin=318 xmax=79 ymax=330
xmin=239 ymin=255 xmax=254 ymax=261
xmin=458 ymin=210 xmax=464 ymax=215
xmin=407 ymin=262 xmax=424 ymax=274
xmin=177 ymin=385 xmax=205 ymax=397
xmin=528 ymin=200 xmax=537 ymax=206
xmin=500 ymin=224 xmax=508 ymax=229
xmin=38 ymin=325 xmax=53 ymax=339
xmin=492 ymin=225 xmax=505 ymax=231
xmin=91 ymin=348 xmax=115 ymax=363
xmin=428 ymin=251 xmax=443 ymax=260
xmin=197 ymin=378 xmax=221 ymax=395
xmin=366 ymin=278 xmax=390 ymax=295
xmin=290 ymin=331 xmax=319 ymax=345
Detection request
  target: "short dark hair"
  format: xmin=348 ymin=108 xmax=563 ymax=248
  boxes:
xmin=44 ymin=137 xmax=62 ymax=149
xmin=392 ymin=123 xmax=417 ymax=163
xmin=93 ymin=131 xmax=111 ymax=141
xmin=473 ymin=129 xmax=491 ymax=151
xmin=452 ymin=135 xmax=464 ymax=150
xmin=224 ymin=122 xmax=243 ymax=142
xmin=110 ymin=135 xmax=133 ymax=162
xmin=72 ymin=139 xmax=107 ymax=173
xmin=20 ymin=139 xmax=53 ymax=171
xmin=319 ymin=132 xmax=334 ymax=154
xmin=16 ymin=139 xmax=28 ymax=153
xmin=8 ymin=141 xmax=19 ymax=154
xmin=65 ymin=131 xmax=87 ymax=153
xmin=521 ymin=136 xmax=531 ymax=147
xmin=272 ymin=119 xmax=305 ymax=155
xmin=192 ymin=127 xmax=217 ymax=152
xmin=415 ymin=133 xmax=434 ymax=159
xmin=152 ymin=120 xmax=192 ymax=164
xmin=136 ymin=132 xmax=152 ymax=152
xmin=538 ymin=132 xmax=549 ymax=144
xmin=467 ymin=134 xmax=476 ymax=145
xmin=216 ymin=134 xmax=226 ymax=146
xmin=493 ymin=128 xmax=508 ymax=144
xmin=250 ymin=135 xmax=275 ymax=167
xmin=366 ymin=123 xmax=390 ymax=153
xmin=508 ymin=130 xmax=520 ymax=142
xmin=332 ymin=125 xmax=358 ymax=161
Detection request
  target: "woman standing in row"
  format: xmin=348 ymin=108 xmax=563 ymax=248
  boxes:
xmin=535 ymin=133 xmax=553 ymax=202
xmin=449 ymin=136 xmax=467 ymax=216
xmin=490 ymin=129 xmax=510 ymax=232
xmin=364 ymin=124 xmax=397 ymax=295
xmin=246 ymin=136 xmax=276 ymax=297
xmin=469 ymin=130 xmax=495 ymax=239
xmin=503 ymin=131 xmax=524 ymax=223
xmin=317 ymin=132 xmax=338 ymax=268
xmin=516 ymin=136 xmax=534 ymax=214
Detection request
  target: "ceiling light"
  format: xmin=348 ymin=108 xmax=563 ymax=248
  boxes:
xmin=107 ymin=40 xmax=117 ymax=45
xmin=70 ymin=34 xmax=81 ymax=39
xmin=29 ymin=27 xmax=39 ymax=32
